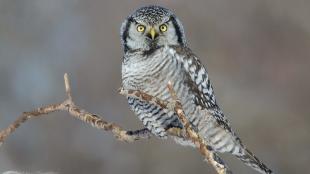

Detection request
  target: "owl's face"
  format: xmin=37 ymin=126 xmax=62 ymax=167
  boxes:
xmin=121 ymin=6 xmax=186 ymax=52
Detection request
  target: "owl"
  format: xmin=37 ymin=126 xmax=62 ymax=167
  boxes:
xmin=121 ymin=5 xmax=273 ymax=174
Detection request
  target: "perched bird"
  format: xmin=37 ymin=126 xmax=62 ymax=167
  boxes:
xmin=121 ymin=5 xmax=273 ymax=174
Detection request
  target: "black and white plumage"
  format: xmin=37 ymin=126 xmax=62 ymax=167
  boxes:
xmin=120 ymin=5 xmax=273 ymax=174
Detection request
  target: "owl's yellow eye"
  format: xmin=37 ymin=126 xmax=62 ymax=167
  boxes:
xmin=136 ymin=25 xmax=145 ymax=32
xmin=159 ymin=24 xmax=168 ymax=32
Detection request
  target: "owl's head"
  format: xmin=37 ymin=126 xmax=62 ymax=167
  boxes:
xmin=121 ymin=5 xmax=186 ymax=52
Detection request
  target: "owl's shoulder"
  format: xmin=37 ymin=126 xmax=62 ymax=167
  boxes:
xmin=168 ymin=45 xmax=194 ymax=57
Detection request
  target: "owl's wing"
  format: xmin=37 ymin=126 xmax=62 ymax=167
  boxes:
xmin=170 ymin=46 xmax=232 ymax=131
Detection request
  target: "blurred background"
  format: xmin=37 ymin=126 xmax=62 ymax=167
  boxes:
xmin=0 ymin=0 xmax=309 ymax=173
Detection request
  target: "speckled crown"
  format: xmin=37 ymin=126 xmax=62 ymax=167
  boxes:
xmin=130 ymin=5 xmax=173 ymax=25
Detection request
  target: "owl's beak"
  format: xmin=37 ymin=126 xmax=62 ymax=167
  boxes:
xmin=148 ymin=27 xmax=158 ymax=40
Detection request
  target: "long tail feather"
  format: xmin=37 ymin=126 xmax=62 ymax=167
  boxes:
xmin=236 ymin=148 xmax=273 ymax=174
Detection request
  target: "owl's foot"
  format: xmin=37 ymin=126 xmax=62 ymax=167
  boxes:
xmin=126 ymin=128 xmax=152 ymax=139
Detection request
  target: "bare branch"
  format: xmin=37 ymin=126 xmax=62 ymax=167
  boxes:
xmin=0 ymin=74 xmax=231 ymax=174
xmin=0 ymin=73 xmax=151 ymax=145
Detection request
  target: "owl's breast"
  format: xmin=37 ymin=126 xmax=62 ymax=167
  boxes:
xmin=122 ymin=48 xmax=189 ymax=101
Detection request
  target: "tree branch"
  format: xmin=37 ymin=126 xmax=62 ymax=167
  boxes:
xmin=0 ymin=74 xmax=231 ymax=174
xmin=0 ymin=73 xmax=151 ymax=145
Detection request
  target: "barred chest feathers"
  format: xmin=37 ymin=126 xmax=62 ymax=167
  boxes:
xmin=122 ymin=46 xmax=198 ymax=138
xmin=122 ymin=46 xmax=190 ymax=102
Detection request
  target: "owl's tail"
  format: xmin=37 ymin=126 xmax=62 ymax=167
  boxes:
xmin=235 ymin=148 xmax=273 ymax=174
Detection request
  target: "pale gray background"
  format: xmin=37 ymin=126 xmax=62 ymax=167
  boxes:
xmin=0 ymin=0 xmax=309 ymax=174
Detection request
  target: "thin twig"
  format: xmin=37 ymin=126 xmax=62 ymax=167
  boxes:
xmin=64 ymin=73 xmax=72 ymax=101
